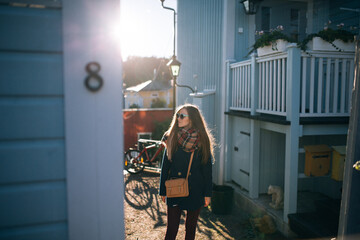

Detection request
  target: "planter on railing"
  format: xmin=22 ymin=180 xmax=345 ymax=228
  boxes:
xmin=307 ymin=37 xmax=355 ymax=52
xmin=257 ymin=40 xmax=289 ymax=57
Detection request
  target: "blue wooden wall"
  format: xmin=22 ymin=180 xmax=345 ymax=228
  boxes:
xmin=329 ymin=0 xmax=360 ymax=30
xmin=0 ymin=3 xmax=67 ymax=240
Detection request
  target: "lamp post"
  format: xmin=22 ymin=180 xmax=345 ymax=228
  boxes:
xmin=161 ymin=0 xmax=195 ymax=112
xmin=160 ymin=0 xmax=178 ymax=112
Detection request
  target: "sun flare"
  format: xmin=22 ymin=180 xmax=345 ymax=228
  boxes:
xmin=119 ymin=0 xmax=176 ymax=61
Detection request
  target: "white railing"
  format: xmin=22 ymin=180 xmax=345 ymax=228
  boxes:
xmin=228 ymin=49 xmax=354 ymax=119
xmin=229 ymin=60 xmax=252 ymax=111
xmin=300 ymin=52 xmax=354 ymax=117
xmin=257 ymin=53 xmax=288 ymax=116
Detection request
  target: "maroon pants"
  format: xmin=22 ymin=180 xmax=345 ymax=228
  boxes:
xmin=164 ymin=206 xmax=201 ymax=240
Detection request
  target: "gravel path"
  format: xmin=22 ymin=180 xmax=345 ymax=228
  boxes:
xmin=124 ymin=170 xmax=291 ymax=240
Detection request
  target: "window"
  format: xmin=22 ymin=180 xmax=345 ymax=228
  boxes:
xmin=290 ymin=9 xmax=300 ymax=41
xmin=261 ymin=7 xmax=271 ymax=32
xmin=137 ymin=132 xmax=152 ymax=140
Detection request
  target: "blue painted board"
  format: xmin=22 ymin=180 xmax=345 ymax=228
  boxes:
xmin=0 ymin=5 xmax=62 ymax=52
xmin=0 ymin=222 xmax=67 ymax=240
xmin=0 ymin=52 xmax=63 ymax=95
xmin=0 ymin=98 xmax=64 ymax=140
xmin=0 ymin=181 xmax=67 ymax=228
xmin=0 ymin=0 xmax=62 ymax=8
xmin=0 ymin=140 xmax=65 ymax=184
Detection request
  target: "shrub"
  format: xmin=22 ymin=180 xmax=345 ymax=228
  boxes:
xmin=129 ymin=103 xmax=140 ymax=109
xmin=151 ymin=98 xmax=167 ymax=108
xmin=152 ymin=119 xmax=171 ymax=140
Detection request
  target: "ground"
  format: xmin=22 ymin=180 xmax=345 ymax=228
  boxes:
xmin=124 ymin=170 xmax=292 ymax=240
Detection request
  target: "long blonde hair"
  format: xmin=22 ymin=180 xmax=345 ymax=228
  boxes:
xmin=164 ymin=104 xmax=215 ymax=164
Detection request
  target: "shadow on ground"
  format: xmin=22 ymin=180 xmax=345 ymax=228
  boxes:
xmin=124 ymin=170 xmax=290 ymax=240
xmin=124 ymin=171 xmax=166 ymax=228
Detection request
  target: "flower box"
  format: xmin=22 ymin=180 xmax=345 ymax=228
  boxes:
xmin=257 ymin=40 xmax=289 ymax=57
xmin=307 ymin=37 xmax=355 ymax=52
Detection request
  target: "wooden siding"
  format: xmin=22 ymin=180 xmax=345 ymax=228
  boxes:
xmin=0 ymin=5 xmax=62 ymax=52
xmin=0 ymin=53 xmax=63 ymax=95
xmin=177 ymin=0 xmax=223 ymax=103
xmin=0 ymin=4 xmax=66 ymax=240
xmin=259 ymin=129 xmax=285 ymax=193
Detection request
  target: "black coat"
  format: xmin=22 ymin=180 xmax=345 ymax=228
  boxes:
xmin=159 ymin=148 xmax=213 ymax=211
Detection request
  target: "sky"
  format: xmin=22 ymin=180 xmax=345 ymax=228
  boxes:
xmin=120 ymin=0 xmax=177 ymax=61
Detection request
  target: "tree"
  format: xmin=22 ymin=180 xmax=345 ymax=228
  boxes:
xmin=123 ymin=56 xmax=172 ymax=88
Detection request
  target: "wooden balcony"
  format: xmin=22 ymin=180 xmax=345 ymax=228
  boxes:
xmin=227 ymin=44 xmax=355 ymax=121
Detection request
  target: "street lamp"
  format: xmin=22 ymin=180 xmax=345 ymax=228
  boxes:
xmin=241 ymin=0 xmax=263 ymax=15
xmin=167 ymin=55 xmax=181 ymax=111
xmin=167 ymin=55 xmax=181 ymax=78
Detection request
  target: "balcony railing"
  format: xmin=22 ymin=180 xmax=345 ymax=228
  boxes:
xmin=227 ymin=45 xmax=355 ymax=120
xmin=300 ymin=52 xmax=354 ymax=117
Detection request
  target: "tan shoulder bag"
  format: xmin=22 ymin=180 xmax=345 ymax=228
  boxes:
xmin=165 ymin=151 xmax=194 ymax=198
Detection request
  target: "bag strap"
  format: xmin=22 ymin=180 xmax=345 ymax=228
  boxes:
xmin=185 ymin=151 xmax=195 ymax=181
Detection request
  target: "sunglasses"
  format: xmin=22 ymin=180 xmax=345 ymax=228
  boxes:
xmin=176 ymin=113 xmax=189 ymax=119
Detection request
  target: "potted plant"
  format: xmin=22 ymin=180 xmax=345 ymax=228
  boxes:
xmin=249 ymin=25 xmax=296 ymax=57
xmin=298 ymin=21 xmax=356 ymax=52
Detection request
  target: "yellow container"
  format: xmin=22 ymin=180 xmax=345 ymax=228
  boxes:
xmin=304 ymin=145 xmax=332 ymax=177
xmin=331 ymin=146 xmax=346 ymax=181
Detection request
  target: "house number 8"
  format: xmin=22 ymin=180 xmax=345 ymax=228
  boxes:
xmin=84 ymin=62 xmax=103 ymax=92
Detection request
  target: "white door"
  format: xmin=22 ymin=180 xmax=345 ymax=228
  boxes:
xmin=231 ymin=118 xmax=250 ymax=190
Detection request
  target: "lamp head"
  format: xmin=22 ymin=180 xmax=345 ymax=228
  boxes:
xmin=167 ymin=56 xmax=181 ymax=77
xmin=241 ymin=0 xmax=263 ymax=15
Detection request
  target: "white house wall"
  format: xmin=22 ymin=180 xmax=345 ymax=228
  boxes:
xmin=177 ymin=0 xmax=224 ymax=184
xmin=63 ymin=0 xmax=124 ymax=239
xmin=259 ymin=129 xmax=286 ymax=193
xmin=177 ymin=0 xmax=223 ymax=102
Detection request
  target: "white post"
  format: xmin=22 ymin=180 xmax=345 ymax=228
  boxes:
xmin=284 ymin=44 xmax=301 ymax=222
xmin=249 ymin=119 xmax=260 ymax=198
xmin=219 ymin=0 xmax=236 ymax=185
xmin=63 ymin=0 xmax=124 ymax=239
xmin=250 ymin=53 xmax=259 ymax=115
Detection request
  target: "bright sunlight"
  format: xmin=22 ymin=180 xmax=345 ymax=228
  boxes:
xmin=119 ymin=0 xmax=177 ymax=61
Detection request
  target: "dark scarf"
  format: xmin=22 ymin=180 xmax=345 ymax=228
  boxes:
xmin=177 ymin=127 xmax=200 ymax=152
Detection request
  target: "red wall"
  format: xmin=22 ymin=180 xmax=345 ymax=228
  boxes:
xmin=123 ymin=109 xmax=173 ymax=151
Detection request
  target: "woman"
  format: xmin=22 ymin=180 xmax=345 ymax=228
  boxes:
xmin=159 ymin=104 xmax=214 ymax=240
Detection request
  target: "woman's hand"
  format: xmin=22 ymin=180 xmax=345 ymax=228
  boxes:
xmin=161 ymin=196 xmax=166 ymax=203
xmin=204 ymin=197 xmax=211 ymax=207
